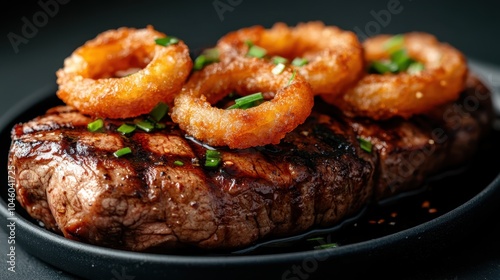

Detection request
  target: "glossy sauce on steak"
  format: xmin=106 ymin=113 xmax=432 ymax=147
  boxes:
xmin=8 ymin=75 xmax=493 ymax=252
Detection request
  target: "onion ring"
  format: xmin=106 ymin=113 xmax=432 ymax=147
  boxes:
xmin=170 ymin=58 xmax=314 ymax=149
xmin=322 ymin=32 xmax=468 ymax=120
xmin=56 ymin=25 xmax=192 ymax=119
xmin=216 ymin=21 xmax=364 ymax=96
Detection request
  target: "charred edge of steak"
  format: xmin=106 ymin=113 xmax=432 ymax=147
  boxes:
xmin=8 ymin=74 xmax=494 ymax=252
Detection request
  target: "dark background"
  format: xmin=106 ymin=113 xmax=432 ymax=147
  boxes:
xmin=1 ymin=0 xmax=500 ymax=279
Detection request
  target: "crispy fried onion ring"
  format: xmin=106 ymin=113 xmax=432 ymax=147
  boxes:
xmin=170 ymin=58 xmax=314 ymax=149
xmin=322 ymin=32 xmax=468 ymax=120
xmin=216 ymin=21 xmax=364 ymax=96
xmin=56 ymin=25 xmax=192 ymax=119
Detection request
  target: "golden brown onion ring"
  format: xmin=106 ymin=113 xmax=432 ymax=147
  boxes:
xmin=322 ymin=32 xmax=468 ymax=120
xmin=216 ymin=21 xmax=364 ymax=96
xmin=170 ymin=58 xmax=314 ymax=149
xmin=56 ymin=25 xmax=192 ymax=119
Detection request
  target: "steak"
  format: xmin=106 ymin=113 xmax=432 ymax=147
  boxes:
xmin=8 ymin=75 xmax=493 ymax=252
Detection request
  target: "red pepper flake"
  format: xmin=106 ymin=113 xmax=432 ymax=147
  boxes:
xmin=421 ymin=200 xmax=430 ymax=208
xmin=377 ymin=219 xmax=385 ymax=224
xmin=428 ymin=208 xmax=438 ymax=214
xmin=390 ymin=212 xmax=398 ymax=218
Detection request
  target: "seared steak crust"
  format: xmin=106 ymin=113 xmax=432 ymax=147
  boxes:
xmin=8 ymin=75 xmax=493 ymax=251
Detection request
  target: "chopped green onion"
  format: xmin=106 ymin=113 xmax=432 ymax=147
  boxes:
xmin=205 ymin=150 xmax=221 ymax=168
xmin=174 ymin=160 xmax=184 ymax=166
xmin=291 ymin=57 xmax=308 ymax=67
xmin=246 ymin=45 xmax=267 ymax=58
xmin=244 ymin=39 xmax=254 ymax=47
xmin=117 ymin=123 xmax=136 ymax=135
xmin=155 ymin=122 xmax=166 ymax=129
xmin=272 ymin=63 xmax=286 ymax=75
xmin=314 ymin=243 xmax=338 ymax=250
xmin=306 ymin=237 xmax=324 ymax=242
xmin=384 ymin=34 xmax=404 ymax=53
xmin=226 ymin=92 xmax=264 ymax=109
xmin=87 ymin=119 xmax=104 ymax=132
xmin=155 ymin=36 xmax=180 ymax=46
xmin=368 ymin=60 xmax=399 ymax=74
xmin=193 ymin=48 xmax=220 ymax=70
xmin=113 ymin=147 xmax=132 ymax=158
xmin=136 ymin=120 xmax=155 ymax=132
xmin=149 ymin=102 xmax=169 ymax=122
xmin=407 ymin=62 xmax=425 ymax=74
xmin=390 ymin=49 xmax=413 ymax=71
xmin=287 ymin=70 xmax=296 ymax=86
xmin=358 ymin=137 xmax=373 ymax=153
xmin=272 ymin=56 xmax=288 ymax=65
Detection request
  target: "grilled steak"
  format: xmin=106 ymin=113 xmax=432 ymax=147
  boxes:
xmin=8 ymin=75 xmax=493 ymax=252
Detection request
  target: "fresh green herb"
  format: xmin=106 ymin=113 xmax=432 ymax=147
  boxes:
xmin=193 ymin=48 xmax=220 ymax=70
xmin=226 ymin=92 xmax=264 ymax=109
xmin=246 ymin=45 xmax=267 ymax=58
xmin=407 ymin=61 xmax=424 ymax=74
xmin=205 ymin=149 xmax=221 ymax=168
xmin=384 ymin=34 xmax=404 ymax=53
xmin=174 ymin=160 xmax=184 ymax=166
xmin=244 ymin=39 xmax=254 ymax=48
xmin=358 ymin=137 xmax=373 ymax=153
xmin=368 ymin=60 xmax=399 ymax=74
xmin=155 ymin=36 xmax=180 ymax=46
xmin=291 ymin=57 xmax=308 ymax=67
xmin=306 ymin=237 xmax=324 ymax=242
xmin=390 ymin=49 xmax=413 ymax=70
xmin=287 ymin=70 xmax=296 ymax=86
xmin=149 ymin=102 xmax=169 ymax=122
xmin=314 ymin=243 xmax=338 ymax=250
xmin=136 ymin=120 xmax=155 ymax=132
xmin=155 ymin=122 xmax=166 ymax=129
xmin=87 ymin=119 xmax=104 ymax=132
xmin=117 ymin=123 xmax=136 ymax=135
xmin=113 ymin=147 xmax=132 ymax=158
xmin=370 ymin=34 xmax=425 ymax=74
xmin=272 ymin=63 xmax=286 ymax=75
xmin=272 ymin=56 xmax=288 ymax=65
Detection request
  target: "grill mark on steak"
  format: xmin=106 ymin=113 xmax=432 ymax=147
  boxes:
xmin=8 ymin=75 xmax=494 ymax=252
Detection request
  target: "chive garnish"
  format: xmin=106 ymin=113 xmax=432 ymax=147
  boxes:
xmin=287 ymin=70 xmax=296 ymax=86
xmin=155 ymin=36 xmax=180 ymax=46
xmin=117 ymin=123 xmax=136 ymax=135
xmin=205 ymin=150 xmax=221 ymax=168
xmin=113 ymin=147 xmax=132 ymax=158
xmin=407 ymin=62 xmax=424 ymax=74
xmin=174 ymin=160 xmax=184 ymax=166
xmin=384 ymin=34 xmax=404 ymax=53
xmin=370 ymin=34 xmax=425 ymax=74
xmin=272 ymin=56 xmax=288 ymax=65
xmin=136 ymin=120 xmax=155 ymax=132
xmin=368 ymin=60 xmax=398 ymax=74
xmin=358 ymin=137 xmax=373 ymax=153
xmin=226 ymin=92 xmax=264 ymax=109
xmin=272 ymin=63 xmax=286 ymax=75
xmin=87 ymin=119 xmax=104 ymax=132
xmin=246 ymin=45 xmax=267 ymax=58
xmin=314 ymin=243 xmax=338 ymax=250
xmin=291 ymin=57 xmax=308 ymax=67
xmin=193 ymin=48 xmax=220 ymax=70
xmin=149 ymin=102 xmax=169 ymax=122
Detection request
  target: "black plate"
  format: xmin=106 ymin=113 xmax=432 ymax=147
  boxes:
xmin=1 ymin=62 xmax=500 ymax=280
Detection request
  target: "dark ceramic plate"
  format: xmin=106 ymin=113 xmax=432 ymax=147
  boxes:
xmin=1 ymin=61 xmax=500 ymax=280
